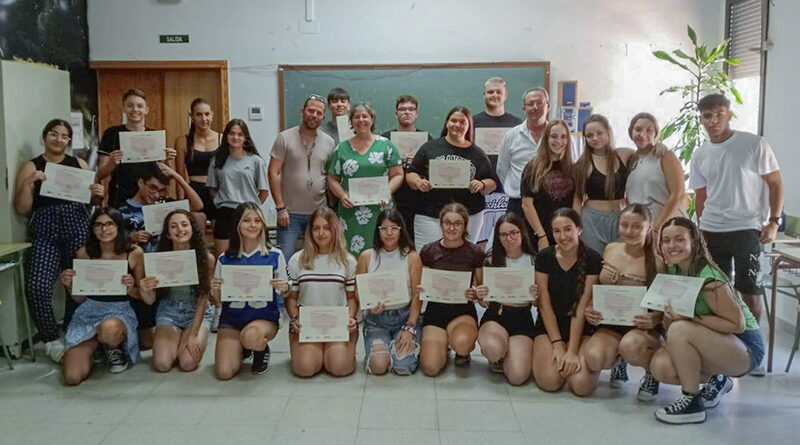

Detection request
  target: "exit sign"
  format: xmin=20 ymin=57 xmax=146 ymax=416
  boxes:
xmin=159 ymin=34 xmax=189 ymax=43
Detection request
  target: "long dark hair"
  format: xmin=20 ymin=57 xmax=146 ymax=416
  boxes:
xmin=551 ymin=207 xmax=587 ymax=316
xmin=86 ymin=207 xmax=130 ymax=259
xmin=156 ymin=209 xmax=210 ymax=296
xmin=371 ymin=208 xmax=414 ymax=269
xmin=487 ymin=212 xmax=535 ymax=267
xmin=440 ymin=105 xmax=474 ymax=143
xmin=214 ymin=118 xmax=259 ymax=170
xmin=659 ymin=217 xmax=729 ymax=281
xmin=187 ymin=97 xmax=211 ymax=164
xmin=620 ymin=204 xmax=658 ymax=285
xmin=573 ymin=114 xmax=621 ymax=201
xmin=225 ymin=202 xmax=273 ymax=258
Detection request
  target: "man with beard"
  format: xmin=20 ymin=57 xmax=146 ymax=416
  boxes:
xmin=268 ymin=94 xmax=336 ymax=261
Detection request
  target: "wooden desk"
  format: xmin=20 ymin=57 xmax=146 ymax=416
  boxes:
xmin=0 ymin=242 xmax=35 ymax=361
xmin=767 ymin=246 xmax=800 ymax=372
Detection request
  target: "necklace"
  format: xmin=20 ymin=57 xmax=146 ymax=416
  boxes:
xmin=591 ymin=152 xmax=608 ymax=158
xmin=300 ymin=133 xmax=316 ymax=189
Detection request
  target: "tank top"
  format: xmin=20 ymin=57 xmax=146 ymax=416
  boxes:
xmin=598 ymin=262 xmax=647 ymax=286
xmin=368 ymin=247 xmax=410 ymax=311
xmin=586 ymin=153 xmax=627 ymax=200
xmin=626 ymin=152 xmax=685 ymax=219
xmin=184 ymin=134 xmax=220 ymax=177
xmin=31 ymin=154 xmax=83 ymax=210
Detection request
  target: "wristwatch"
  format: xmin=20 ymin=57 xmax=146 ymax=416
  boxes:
xmin=769 ymin=216 xmax=782 ymax=226
xmin=401 ymin=324 xmax=417 ymax=336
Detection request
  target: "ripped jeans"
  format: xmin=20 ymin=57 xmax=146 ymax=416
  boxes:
xmin=363 ymin=305 xmax=422 ymax=375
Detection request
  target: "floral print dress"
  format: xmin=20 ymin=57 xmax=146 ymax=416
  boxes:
xmin=327 ymin=136 xmax=401 ymax=256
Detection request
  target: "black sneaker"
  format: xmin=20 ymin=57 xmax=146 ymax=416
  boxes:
xmin=106 ymin=348 xmax=129 ymax=374
xmin=700 ymin=375 xmax=733 ymax=408
xmin=93 ymin=346 xmax=105 ymax=364
xmin=637 ymin=372 xmax=659 ymax=402
xmin=251 ymin=345 xmax=270 ymax=375
xmin=610 ymin=359 xmax=629 ymax=388
xmin=489 ymin=359 xmax=504 ymax=374
xmin=454 ymin=354 xmax=471 ymax=367
xmin=655 ymin=391 xmax=706 ymax=424
xmin=242 ymin=348 xmax=253 ymax=364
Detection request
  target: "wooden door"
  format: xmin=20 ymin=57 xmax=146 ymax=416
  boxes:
xmin=163 ymin=70 xmax=226 ymax=150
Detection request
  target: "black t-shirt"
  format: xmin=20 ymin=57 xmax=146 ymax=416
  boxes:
xmin=534 ymin=245 xmax=602 ymax=320
xmin=409 ymin=137 xmax=496 ymax=217
xmin=98 ymin=124 xmax=157 ymax=208
xmin=472 ymin=112 xmax=523 ymax=172
xmin=380 ymin=129 xmax=433 ymax=210
xmin=520 ymin=160 xmax=575 ymax=243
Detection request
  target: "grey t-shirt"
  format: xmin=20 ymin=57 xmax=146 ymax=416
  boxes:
xmin=270 ymin=126 xmax=335 ymax=214
xmin=206 ymin=153 xmax=269 ymax=209
xmin=321 ymin=121 xmax=339 ymax=145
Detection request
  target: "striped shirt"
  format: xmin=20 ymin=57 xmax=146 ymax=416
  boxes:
xmin=287 ymin=251 xmax=357 ymax=307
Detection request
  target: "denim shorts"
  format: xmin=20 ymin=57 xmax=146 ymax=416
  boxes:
xmin=363 ymin=305 xmax=422 ymax=375
xmin=156 ymin=298 xmax=213 ymax=331
xmin=736 ymin=328 xmax=765 ymax=373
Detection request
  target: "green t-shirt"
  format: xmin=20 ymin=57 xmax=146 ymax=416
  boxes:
xmin=667 ymin=264 xmax=759 ymax=331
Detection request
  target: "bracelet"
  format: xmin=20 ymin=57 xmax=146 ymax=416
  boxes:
xmin=289 ymin=315 xmax=299 ymax=323
xmin=400 ymin=324 xmax=418 ymax=336
xmin=276 ymin=206 xmax=287 ymax=214
xmin=551 ymin=339 xmax=564 ymax=344
xmin=479 ymin=179 xmax=486 ymax=190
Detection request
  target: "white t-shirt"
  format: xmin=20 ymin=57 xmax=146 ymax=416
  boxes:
xmin=689 ymin=131 xmax=779 ymax=232
xmin=287 ymin=251 xmax=357 ymax=307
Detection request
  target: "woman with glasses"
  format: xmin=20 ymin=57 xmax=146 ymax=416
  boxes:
xmin=13 ymin=118 xmax=105 ymax=363
xmin=327 ymin=103 xmax=404 ymax=257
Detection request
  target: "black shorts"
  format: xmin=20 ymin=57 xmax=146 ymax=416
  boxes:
xmin=213 ymin=206 xmax=238 ymax=240
xmin=532 ymin=316 xmax=595 ymax=342
xmin=190 ymin=181 xmax=216 ymax=221
xmin=702 ymin=229 xmax=761 ymax=295
xmin=422 ymin=302 xmax=478 ymax=330
xmin=480 ymin=303 xmax=536 ymax=338
xmin=130 ymin=299 xmax=157 ymax=329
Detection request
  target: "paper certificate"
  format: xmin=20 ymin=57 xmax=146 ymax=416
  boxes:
xmin=420 ymin=268 xmax=471 ymax=304
xmin=592 ymin=285 xmax=648 ymax=326
xmin=39 ymin=162 xmax=95 ymax=204
xmin=483 ymin=267 xmax=535 ymax=304
xmin=474 ymin=127 xmax=509 ymax=156
xmin=220 ymin=265 xmax=274 ymax=302
xmin=120 ymin=130 xmax=167 ymax=163
xmin=142 ymin=200 xmax=191 ymax=234
xmin=336 ymin=115 xmax=355 ymax=142
xmin=299 ymin=306 xmax=350 ymax=343
xmin=429 ymin=159 xmax=471 ymax=189
xmin=390 ymin=131 xmax=428 ymax=158
xmin=143 ymin=249 xmax=199 ymax=288
xmin=356 ymin=269 xmax=410 ymax=309
xmin=72 ymin=259 xmax=128 ymax=296
xmin=348 ymin=176 xmax=391 ymax=206
xmin=640 ymin=274 xmax=707 ymax=318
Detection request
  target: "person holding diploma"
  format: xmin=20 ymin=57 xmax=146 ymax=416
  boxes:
xmin=531 ymin=208 xmax=602 ymax=395
xmin=520 ymin=119 xmax=575 ymax=249
xmin=320 ymin=87 xmax=351 ymax=145
xmin=140 ymin=209 xmax=215 ymax=372
xmin=649 ymin=217 xmax=764 ymax=424
xmin=357 ymin=208 xmax=423 ymax=375
xmin=327 ymin=103 xmax=404 ymax=257
xmin=418 ymin=203 xmax=484 ymax=376
xmin=206 ymin=118 xmax=269 ymax=256
xmin=581 ymin=204 xmax=665 ymax=398
xmin=572 ymin=114 xmax=634 ymax=254
xmin=286 ymin=207 xmax=359 ymax=377
xmin=60 ymin=208 xmax=143 ymax=384
xmin=13 ymin=118 xmax=105 ymax=363
xmin=407 ymin=106 xmax=498 ymax=248
xmin=475 ymin=212 xmax=538 ymax=385
xmin=211 ymin=203 xmax=289 ymax=378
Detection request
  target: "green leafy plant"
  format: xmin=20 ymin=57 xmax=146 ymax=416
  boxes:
xmin=653 ymin=25 xmax=742 ymax=164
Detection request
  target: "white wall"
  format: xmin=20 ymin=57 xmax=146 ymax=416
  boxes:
xmin=87 ymin=0 xmax=724 ymax=149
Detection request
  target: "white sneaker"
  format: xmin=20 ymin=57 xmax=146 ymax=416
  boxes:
xmin=749 ymin=362 xmax=766 ymax=377
xmin=45 ymin=339 xmax=66 ymax=363
xmin=106 ymin=348 xmax=129 ymax=374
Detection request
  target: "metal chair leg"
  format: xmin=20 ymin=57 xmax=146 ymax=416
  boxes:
xmin=0 ymin=331 xmax=14 ymax=370
xmin=786 ymin=310 xmax=800 ymax=373
xmin=16 ymin=255 xmax=35 ymax=362
xmin=760 ymin=285 xmax=771 ymax=324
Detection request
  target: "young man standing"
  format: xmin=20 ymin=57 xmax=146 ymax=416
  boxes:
xmin=381 ymin=94 xmax=433 ymax=239
xmin=320 ymin=87 xmax=351 ymax=145
xmin=690 ymin=93 xmax=783 ymax=376
xmin=268 ymin=94 xmax=336 ymax=262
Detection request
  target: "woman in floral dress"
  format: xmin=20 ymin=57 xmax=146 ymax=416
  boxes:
xmin=327 ymin=103 xmax=404 ymax=256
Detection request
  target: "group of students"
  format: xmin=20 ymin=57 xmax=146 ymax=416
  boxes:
xmin=11 ymin=77 xmax=782 ymax=425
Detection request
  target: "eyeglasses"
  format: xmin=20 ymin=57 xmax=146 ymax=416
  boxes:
xmin=93 ymin=221 xmax=117 ymax=230
xmin=499 ymin=229 xmax=521 ymax=239
xmin=378 ymin=226 xmax=401 ymax=233
xmin=442 ymin=220 xmax=464 ymax=229
xmin=307 ymin=93 xmax=326 ymax=104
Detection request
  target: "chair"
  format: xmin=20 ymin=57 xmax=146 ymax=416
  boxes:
xmin=0 ymin=299 xmax=13 ymax=370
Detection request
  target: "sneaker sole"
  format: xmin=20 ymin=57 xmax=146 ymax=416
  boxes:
xmin=109 ymin=365 xmax=128 ymax=374
xmin=655 ymin=410 xmax=706 ymax=425
xmin=610 ymin=379 xmax=626 ymax=389
xmin=637 ymin=391 xmax=657 ymax=402
xmin=704 ymin=379 xmax=733 ymax=409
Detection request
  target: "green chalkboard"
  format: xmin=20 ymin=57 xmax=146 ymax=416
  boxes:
xmin=279 ymin=63 xmax=549 ymax=136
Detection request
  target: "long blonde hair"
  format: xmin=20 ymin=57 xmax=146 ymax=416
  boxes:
xmin=522 ymin=120 xmax=573 ymax=194
xmin=298 ymin=207 xmax=351 ymax=270
xmin=573 ymin=114 xmax=620 ymax=201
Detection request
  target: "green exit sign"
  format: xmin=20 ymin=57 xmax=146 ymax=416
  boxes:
xmin=159 ymin=34 xmax=189 ymax=44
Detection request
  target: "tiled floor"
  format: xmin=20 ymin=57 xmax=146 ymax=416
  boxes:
xmin=1 ymin=323 xmax=799 ymax=445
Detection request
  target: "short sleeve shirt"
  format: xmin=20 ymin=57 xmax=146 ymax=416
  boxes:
xmin=269 ymin=126 xmax=335 ymax=214
xmin=535 ymin=245 xmax=602 ymax=318
xmin=98 ymin=124 xmax=157 ymax=208
xmin=206 ymin=153 xmax=269 ymax=209
xmin=287 ymin=252 xmax=357 ymax=307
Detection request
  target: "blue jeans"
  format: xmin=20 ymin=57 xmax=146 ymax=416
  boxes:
xmin=276 ymin=213 xmax=311 ymax=262
xmin=363 ymin=305 xmax=422 ymax=375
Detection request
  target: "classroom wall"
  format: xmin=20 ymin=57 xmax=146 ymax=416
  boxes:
xmin=86 ymin=0 xmax=724 ymax=149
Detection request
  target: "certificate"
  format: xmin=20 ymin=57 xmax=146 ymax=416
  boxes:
xmin=348 ymin=176 xmax=391 ymax=206
xmin=390 ymin=131 xmax=428 ymax=158
xmin=143 ymin=250 xmax=199 ymax=288
xmin=72 ymin=259 xmax=128 ymax=296
xmin=336 ymin=115 xmax=355 ymax=142
xmin=142 ymin=200 xmax=191 ymax=234
xmin=299 ymin=306 xmax=350 ymax=343
xmin=420 ymin=268 xmax=471 ymax=304
xmin=429 ymin=159 xmax=471 ymax=189
xmin=640 ymin=274 xmax=706 ymax=318
xmin=474 ymin=127 xmax=509 ymax=156
xmin=220 ymin=265 xmax=273 ymax=302
xmin=483 ymin=267 xmax=535 ymax=304
xmin=120 ymin=130 xmax=166 ymax=163
xmin=356 ymin=269 xmax=410 ymax=309
xmin=592 ymin=285 xmax=648 ymax=326
xmin=39 ymin=162 xmax=95 ymax=204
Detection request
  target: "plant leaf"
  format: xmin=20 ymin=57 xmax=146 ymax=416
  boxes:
xmin=688 ymin=25 xmax=697 ymax=45
xmin=725 ymin=58 xmax=740 ymax=66
xmin=653 ymin=51 xmax=689 ymax=71
xmin=730 ymin=87 xmax=743 ymax=104
xmin=673 ymin=49 xmax=692 ymax=60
